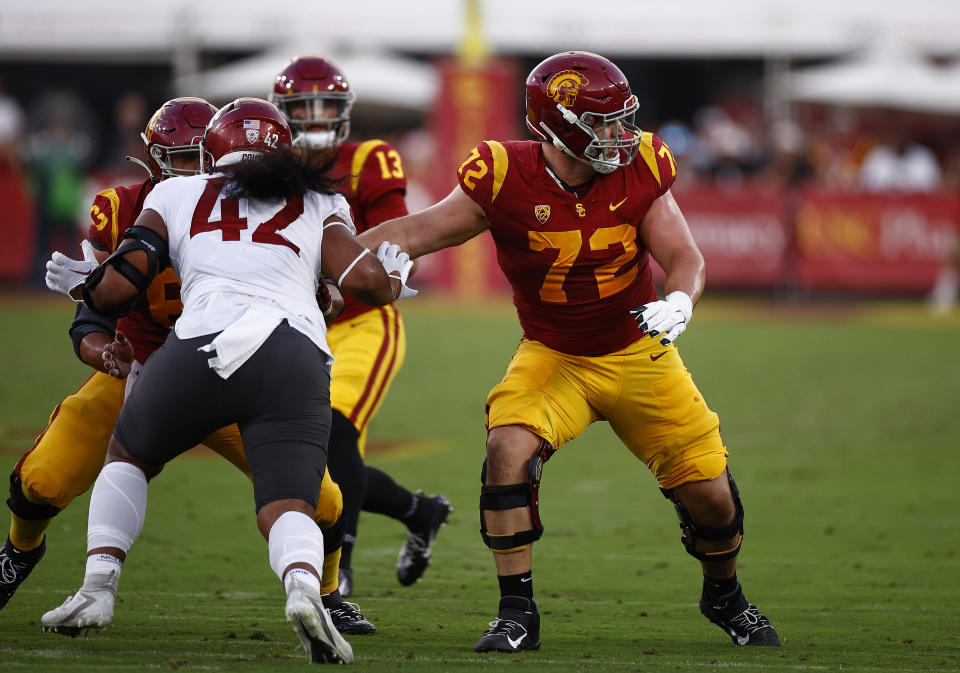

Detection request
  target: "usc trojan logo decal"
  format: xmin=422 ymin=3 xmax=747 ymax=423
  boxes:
xmin=546 ymin=70 xmax=589 ymax=107
xmin=534 ymin=205 xmax=550 ymax=223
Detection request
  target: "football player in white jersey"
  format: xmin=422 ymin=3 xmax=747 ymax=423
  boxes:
xmin=38 ymin=98 xmax=415 ymax=665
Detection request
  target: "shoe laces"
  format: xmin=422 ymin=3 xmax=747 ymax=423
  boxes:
xmin=482 ymin=617 xmax=526 ymax=638
xmin=403 ymin=530 xmax=431 ymax=556
xmin=330 ymin=601 xmax=366 ymax=621
xmin=1 ymin=556 xmax=30 ymax=584
xmin=729 ymin=605 xmax=771 ymax=634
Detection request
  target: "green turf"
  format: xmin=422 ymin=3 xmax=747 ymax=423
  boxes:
xmin=1 ymin=296 xmax=959 ymax=672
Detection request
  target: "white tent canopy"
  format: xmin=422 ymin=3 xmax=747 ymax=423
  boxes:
xmin=173 ymin=49 xmax=438 ymax=111
xmin=789 ymin=39 xmax=960 ymax=114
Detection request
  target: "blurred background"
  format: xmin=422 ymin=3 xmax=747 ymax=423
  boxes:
xmin=1 ymin=0 xmax=959 ymax=308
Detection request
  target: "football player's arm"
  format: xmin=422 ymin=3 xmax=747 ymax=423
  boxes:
xmin=633 ymin=190 xmax=705 ymax=346
xmin=68 ymin=242 xmax=131 ymax=376
xmin=357 ymin=186 xmax=489 ymax=259
xmin=640 ymin=190 xmax=704 ymax=304
xmin=81 ymin=209 xmax=170 ymax=317
xmin=321 ymin=215 xmax=396 ymax=306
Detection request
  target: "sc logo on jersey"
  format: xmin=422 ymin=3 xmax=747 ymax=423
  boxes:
xmin=535 ymin=205 xmax=551 ymax=223
xmin=546 ymin=70 xmax=589 ymax=107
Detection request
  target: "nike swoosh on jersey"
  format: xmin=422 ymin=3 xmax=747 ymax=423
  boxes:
xmin=609 ymin=197 xmax=628 ymax=211
xmin=650 ymin=351 xmax=667 ymax=361
xmin=506 ymin=632 xmax=527 ymax=649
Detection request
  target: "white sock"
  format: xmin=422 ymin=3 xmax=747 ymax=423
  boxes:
xmin=86 ymin=461 xmax=148 ymax=555
xmin=84 ymin=554 xmax=123 ymax=590
xmin=267 ymin=511 xmax=324 ymax=593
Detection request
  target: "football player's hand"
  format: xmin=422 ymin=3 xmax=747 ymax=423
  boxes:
xmin=630 ymin=291 xmax=693 ymax=346
xmin=317 ymin=279 xmax=345 ymax=323
xmin=376 ymin=241 xmax=418 ymax=300
xmin=101 ymin=330 xmax=135 ymax=379
xmin=45 ymin=240 xmax=99 ymax=301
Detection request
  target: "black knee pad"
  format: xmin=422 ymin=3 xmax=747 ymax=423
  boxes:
xmin=7 ymin=473 xmax=61 ymax=521
xmin=661 ymin=471 xmax=744 ymax=562
xmin=479 ymin=437 xmax=555 ymax=552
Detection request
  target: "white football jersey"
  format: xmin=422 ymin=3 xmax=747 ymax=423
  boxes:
xmin=142 ymin=173 xmax=352 ymax=374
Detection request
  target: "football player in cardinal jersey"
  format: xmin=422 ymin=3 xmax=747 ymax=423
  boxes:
xmin=38 ymin=98 xmax=414 ymax=663
xmin=3 ymin=98 xmax=371 ymax=636
xmin=270 ymin=55 xmax=452 ymax=597
xmin=359 ymin=52 xmax=779 ymax=652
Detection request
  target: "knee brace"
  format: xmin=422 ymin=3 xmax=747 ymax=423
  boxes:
xmin=661 ymin=471 xmax=744 ymax=563
xmin=479 ymin=437 xmax=555 ymax=553
xmin=7 ymin=473 xmax=61 ymax=521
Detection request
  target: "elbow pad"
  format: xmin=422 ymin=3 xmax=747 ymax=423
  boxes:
xmin=69 ymin=303 xmax=118 ymax=360
xmin=82 ymin=225 xmax=170 ymax=318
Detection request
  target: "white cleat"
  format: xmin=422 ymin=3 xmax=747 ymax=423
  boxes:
xmin=41 ymin=570 xmax=119 ymax=637
xmin=285 ymin=576 xmax=354 ymax=664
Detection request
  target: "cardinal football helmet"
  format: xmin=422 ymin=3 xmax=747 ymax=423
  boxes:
xmin=141 ymin=97 xmax=217 ymax=181
xmin=525 ymin=51 xmax=640 ymax=174
xmin=201 ymin=98 xmax=292 ymax=170
xmin=269 ymin=55 xmax=355 ymax=150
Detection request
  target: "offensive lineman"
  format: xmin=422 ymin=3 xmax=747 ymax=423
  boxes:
xmin=39 ymin=98 xmax=416 ymax=663
xmin=358 ymin=52 xmax=780 ymax=652
xmin=270 ymin=56 xmax=451 ymax=597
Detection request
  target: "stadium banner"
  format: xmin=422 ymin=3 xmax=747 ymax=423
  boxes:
xmin=670 ymin=187 xmax=790 ymax=288
xmin=795 ymin=192 xmax=960 ymax=291
xmin=418 ymin=58 xmax=518 ymax=297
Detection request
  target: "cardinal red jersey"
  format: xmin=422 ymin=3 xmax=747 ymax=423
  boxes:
xmin=457 ymin=135 xmax=677 ymax=356
xmin=87 ymin=179 xmax=183 ymax=363
xmin=330 ymin=139 xmax=408 ymax=322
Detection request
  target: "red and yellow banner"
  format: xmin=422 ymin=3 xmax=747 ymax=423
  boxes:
xmin=795 ymin=192 xmax=960 ymax=291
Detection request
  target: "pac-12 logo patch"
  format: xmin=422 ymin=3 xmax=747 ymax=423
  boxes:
xmin=545 ymin=69 xmax=589 ymax=107
xmin=243 ymin=119 xmax=261 ymax=144
xmin=534 ymin=205 xmax=551 ymax=223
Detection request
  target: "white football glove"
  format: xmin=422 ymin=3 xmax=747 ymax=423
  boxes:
xmin=45 ymin=239 xmax=99 ymax=301
xmin=376 ymin=241 xmax=418 ymax=300
xmin=630 ymin=290 xmax=694 ymax=346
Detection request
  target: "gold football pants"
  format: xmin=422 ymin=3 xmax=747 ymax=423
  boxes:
xmin=326 ymin=304 xmax=406 ymax=456
xmin=486 ymin=336 xmax=728 ymax=489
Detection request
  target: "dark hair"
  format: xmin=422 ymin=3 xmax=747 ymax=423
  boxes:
xmin=218 ymin=146 xmax=342 ymax=203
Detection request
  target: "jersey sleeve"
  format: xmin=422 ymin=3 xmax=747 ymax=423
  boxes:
xmin=455 ymin=140 xmax=510 ymax=210
xmin=636 ymin=132 xmax=678 ymax=196
xmin=362 ymin=189 xmax=407 ymax=227
xmin=350 ymin=139 xmax=407 ymax=207
xmin=88 ymin=189 xmax=123 ymax=252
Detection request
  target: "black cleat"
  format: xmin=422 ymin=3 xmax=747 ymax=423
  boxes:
xmin=474 ymin=596 xmax=541 ymax=653
xmin=323 ymin=590 xmax=376 ymax=635
xmin=0 ymin=536 xmax=46 ymax=610
xmin=338 ymin=567 xmax=353 ymax=598
xmin=700 ymin=591 xmax=780 ymax=646
xmin=396 ymin=492 xmax=452 ymax=587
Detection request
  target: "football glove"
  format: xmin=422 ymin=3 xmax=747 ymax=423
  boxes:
xmin=630 ymin=290 xmax=693 ymax=346
xmin=45 ymin=239 xmax=99 ymax=301
xmin=376 ymin=241 xmax=418 ymax=300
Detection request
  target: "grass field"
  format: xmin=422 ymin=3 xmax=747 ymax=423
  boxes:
xmin=1 ymin=293 xmax=959 ymax=672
